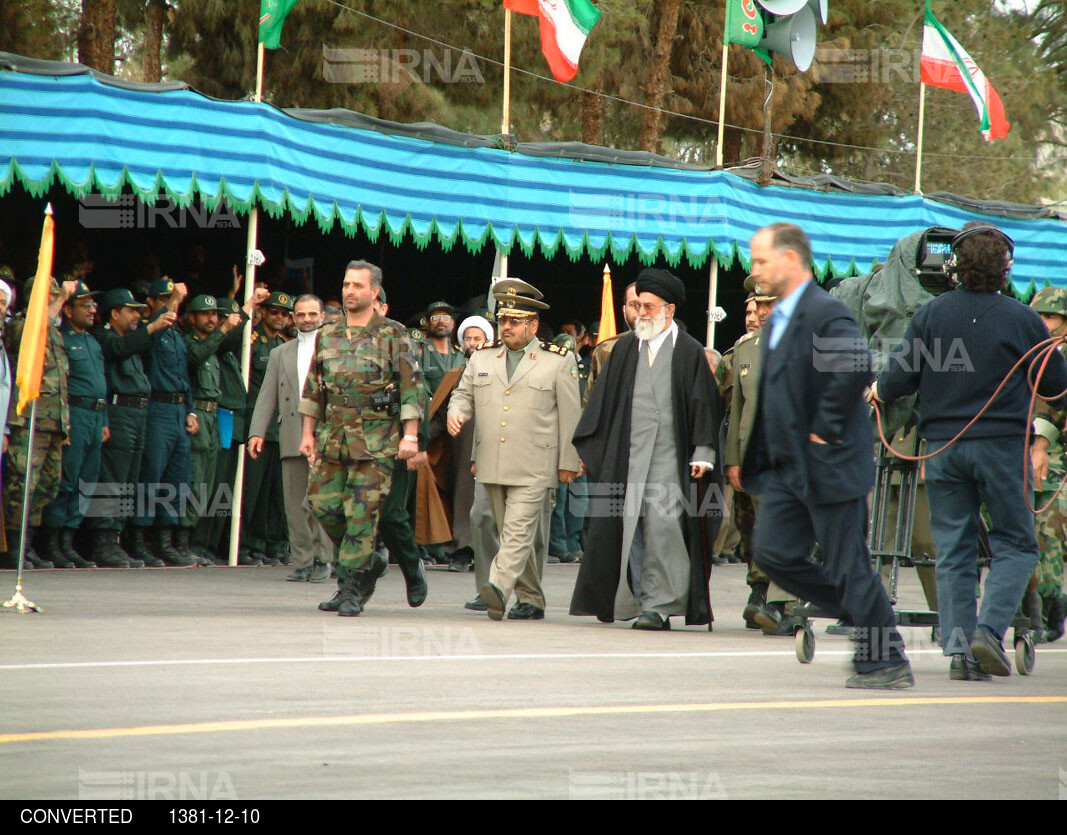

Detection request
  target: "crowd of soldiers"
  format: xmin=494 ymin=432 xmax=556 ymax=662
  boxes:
xmin=0 ymin=251 xmax=1064 ymax=648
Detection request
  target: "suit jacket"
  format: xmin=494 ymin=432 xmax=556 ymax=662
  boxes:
xmin=448 ymin=339 xmax=581 ymax=489
xmin=248 ymin=339 xmax=304 ymax=460
xmin=741 ymin=281 xmax=874 ymax=504
xmin=723 ymin=329 xmax=762 ymax=469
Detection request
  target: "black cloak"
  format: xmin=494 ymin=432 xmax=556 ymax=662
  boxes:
xmin=568 ymin=330 xmax=723 ymax=626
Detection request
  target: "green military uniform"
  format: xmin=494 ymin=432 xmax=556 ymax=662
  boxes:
xmin=206 ymin=296 xmax=248 ymax=559
xmin=89 ymin=288 xmax=157 ymax=567
xmin=299 ymin=311 xmax=423 ymax=582
xmin=1030 ymin=287 xmax=1067 ymax=640
xmin=41 ymin=281 xmax=107 ymax=566
xmin=3 ymin=276 xmax=69 ymax=569
xmin=241 ymin=293 xmax=292 ymax=562
xmin=181 ymin=295 xmax=234 ymax=560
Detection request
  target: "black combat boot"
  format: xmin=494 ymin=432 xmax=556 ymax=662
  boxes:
xmin=1043 ymin=592 xmax=1066 ymax=643
xmin=127 ymin=527 xmax=164 ymax=567
xmin=319 ymin=566 xmax=345 ymax=611
xmin=31 ymin=527 xmax=61 ymax=569
xmin=1025 ymin=589 xmax=1046 ymax=643
xmin=337 ymin=573 xmax=362 ymax=617
xmin=90 ymin=530 xmax=128 ymax=568
xmin=174 ymin=527 xmax=209 ymax=566
xmin=59 ymin=528 xmax=96 ymax=568
xmin=353 ymin=550 xmax=389 ymax=609
xmin=155 ymin=527 xmax=195 ymax=566
xmin=743 ymin=582 xmax=767 ymax=630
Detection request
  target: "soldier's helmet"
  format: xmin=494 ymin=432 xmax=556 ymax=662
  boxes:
xmin=1030 ymin=287 xmax=1067 ymax=318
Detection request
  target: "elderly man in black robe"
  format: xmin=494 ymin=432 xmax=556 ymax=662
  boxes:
xmin=569 ymin=269 xmax=723 ymax=630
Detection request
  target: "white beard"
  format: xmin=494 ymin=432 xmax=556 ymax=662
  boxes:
xmin=634 ymin=308 xmax=667 ymax=342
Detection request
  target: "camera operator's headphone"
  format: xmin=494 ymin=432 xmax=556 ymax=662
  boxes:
xmin=944 ymin=225 xmax=1015 ymax=275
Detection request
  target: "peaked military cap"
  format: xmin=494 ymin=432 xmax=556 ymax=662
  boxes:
xmin=216 ymin=296 xmax=241 ymax=315
xmin=189 ymin=294 xmax=219 ymax=313
xmin=493 ymin=278 xmax=549 ymax=318
xmin=101 ymin=288 xmax=146 ymax=313
xmin=148 ymin=277 xmax=175 ymax=298
xmin=265 ymin=290 xmax=294 ymax=311
xmin=426 ymin=300 xmax=454 ymax=316
xmin=70 ymin=280 xmax=102 ymax=300
xmin=744 ymin=274 xmax=776 ymax=302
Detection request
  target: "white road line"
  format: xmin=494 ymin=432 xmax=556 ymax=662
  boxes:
xmin=1 ymin=648 xmax=1065 ymax=671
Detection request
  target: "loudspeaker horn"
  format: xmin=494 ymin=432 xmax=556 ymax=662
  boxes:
xmin=754 ymin=0 xmax=809 ymax=14
xmin=759 ymin=4 xmax=817 ymax=72
xmin=807 ymin=0 xmax=828 ymax=24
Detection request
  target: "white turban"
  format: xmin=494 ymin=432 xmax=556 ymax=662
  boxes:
xmin=0 ymin=279 xmax=14 ymax=309
xmin=457 ymin=315 xmax=494 ymax=345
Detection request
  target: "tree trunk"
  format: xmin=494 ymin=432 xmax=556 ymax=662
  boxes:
xmin=78 ymin=0 xmax=117 ymax=74
xmin=581 ymin=70 xmax=605 ymax=146
xmin=638 ymin=0 xmax=681 ymax=153
xmin=758 ymin=71 xmax=776 ymax=186
xmin=143 ymin=0 xmax=166 ymax=83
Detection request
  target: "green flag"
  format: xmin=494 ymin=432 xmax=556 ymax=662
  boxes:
xmin=259 ymin=0 xmax=300 ymax=49
xmin=724 ymin=0 xmax=773 ymax=67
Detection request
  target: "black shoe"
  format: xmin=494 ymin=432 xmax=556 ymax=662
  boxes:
xmin=309 ymin=561 xmax=331 ymax=583
xmin=547 ymin=554 xmax=561 ymax=565
xmin=846 ymin=661 xmax=915 ymax=690
xmin=754 ymin=603 xmax=784 ymax=636
xmin=257 ymin=550 xmax=280 ymax=566
xmin=507 ymin=601 xmax=545 ymax=620
xmin=90 ymin=530 xmax=126 ymax=568
xmin=632 ymin=611 xmax=670 ymax=631
xmin=970 ymin=625 xmax=1011 ymax=677
xmin=33 ymin=527 xmax=62 ymax=568
xmin=338 ymin=575 xmax=362 ymax=617
xmin=156 ymin=528 xmax=196 ymax=566
xmin=465 ymin=597 xmax=488 ymax=612
xmin=173 ymin=527 xmax=208 ymax=566
xmin=743 ymin=583 xmax=767 ymax=630
xmin=949 ymin=654 xmax=992 ymax=681
xmin=286 ymin=566 xmax=312 ymax=582
xmin=1044 ymin=593 xmax=1066 ymax=643
xmin=448 ymin=554 xmax=472 ymax=573
xmin=402 ymin=557 xmax=428 ymax=608
xmin=319 ymin=576 xmax=344 ymax=612
xmin=56 ymin=528 xmax=86 ymax=568
xmin=23 ymin=528 xmax=54 ymax=569
xmin=559 ymin=551 xmax=581 ymax=564
xmin=237 ymin=549 xmax=263 ymax=566
xmin=353 ymin=551 xmax=389 ymax=608
xmin=776 ymin=614 xmax=806 ymax=637
xmin=710 ymin=553 xmax=728 ymax=566
xmin=479 ymin=583 xmax=506 ymax=621
xmin=127 ymin=528 xmax=164 ymax=567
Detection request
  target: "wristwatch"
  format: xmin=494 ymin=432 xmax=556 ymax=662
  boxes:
xmin=402 ymin=434 xmax=418 ymax=442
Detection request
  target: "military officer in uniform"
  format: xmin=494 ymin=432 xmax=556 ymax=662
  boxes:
xmin=89 ymin=288 xmax=175 ymax=567
xmin=447 ymin=279 xmax=582 ymax=621
xmin=298 ymin=260 xmax=423 ymax=616
xmin=3 ymin=276 xmax=74 ymax=570
xmin=1030 ymin=287 xmax=1067 ymax=641
xmin=39 ymin=281 xmax=109 ymax=568
xmin=131 ymin=277 xmax=198 ymax=566
xmin=180 ymin=295 xmax=243 ymax=564
xmin=723 ymin=276 xmax=799 ymax=634
xmin=241 ymin=290 xmax=293 ymax=564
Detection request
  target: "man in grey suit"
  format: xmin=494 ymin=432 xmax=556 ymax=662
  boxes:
xmin=248 ymin=294 xmax=332 ymax=582
xmin=447 ymin=279 xmax=582 ymax=621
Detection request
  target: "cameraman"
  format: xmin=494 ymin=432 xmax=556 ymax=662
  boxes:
xmin=871 ymin=224 xmax=1067 ymax=679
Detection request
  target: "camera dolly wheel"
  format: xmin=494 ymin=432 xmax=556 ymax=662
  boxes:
xmin=1014 ymin=632 xmax=1035 ymax=676
xmin=795 ymin=621 xmax=815 ymax=664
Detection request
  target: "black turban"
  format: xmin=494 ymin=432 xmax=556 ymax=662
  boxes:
xmin=635 ymin=268 xmax=685 ymax=307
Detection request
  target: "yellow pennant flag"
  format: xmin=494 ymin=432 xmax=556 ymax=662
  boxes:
xmin=596 ymin=263 xmax=617 ymax=344
xmin=16 ymin=205 xmax=55 ymax=416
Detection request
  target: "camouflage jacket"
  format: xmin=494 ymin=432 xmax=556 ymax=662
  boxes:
xmin=6 ymin=316 xmax=70 ymax=434
xmin=1034 ymin=341 xmax=1067 ymax=476
xmin=298 ymin=313 xmax=423 ymax=462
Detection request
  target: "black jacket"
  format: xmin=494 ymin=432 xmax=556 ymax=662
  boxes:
xmin=742 ymin=281 xmax=875 ymax=504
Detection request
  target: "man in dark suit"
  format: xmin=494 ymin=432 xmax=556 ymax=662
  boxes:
xmin=742 ymin=222 xmax=912 ymax=689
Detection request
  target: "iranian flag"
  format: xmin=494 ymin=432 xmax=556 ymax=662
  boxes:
xmin=504 ymin=0 xmax=602 ymax=83
xmin=920 ymin=2 xmax=1010 ymax=141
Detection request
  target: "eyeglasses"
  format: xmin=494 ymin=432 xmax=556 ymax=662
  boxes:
xmin=429 ymin=314 xmax=453 ymax=322
xmin=497 ymin=316 xmax=530 ymax=327
xmin=630 ymin=301 xmax=669 ymax=315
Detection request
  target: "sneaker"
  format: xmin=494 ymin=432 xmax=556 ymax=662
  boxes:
xmin=845 ymin=662 xmax=915 ymax=690
xmin=949 ymin=654 xmax=991 ymax=681
xmin=969 ymin=626 xmax=1011 ymax=677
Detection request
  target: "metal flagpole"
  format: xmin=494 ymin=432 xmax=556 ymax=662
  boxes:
xmin=497 ymin=8 xmax=513 ymax=283
xmin=716 ymin=42 xmax=729 ymax=168
xmin=228 ymin=41 xmax=267 ymax=567
xmin=914 ymin=82 xmax=927 ymax=194
xmin=3 ymin=401 xmax=42 ymax=613
xmin=706 ymin=260 xmax=719 ymax=349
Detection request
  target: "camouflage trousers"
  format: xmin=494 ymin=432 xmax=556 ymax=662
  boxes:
xmin=3 ymin=426 xmax=64 ymax=529
xmin=1034 ymin=481 xmax=1066 ymax=598
xmin=307 ymin=456 xmax=393 ymax=571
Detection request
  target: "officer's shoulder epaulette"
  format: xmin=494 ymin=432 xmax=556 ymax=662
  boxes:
xmin=409 ymin=328 xmax=424 ymax=340
xmin=736 ymin=331 xmax=757 ymax=346
xmin=542 ymin=340 xmax=569 ymax=356
xmin=478 ymin=340 xmax=502 ymax=351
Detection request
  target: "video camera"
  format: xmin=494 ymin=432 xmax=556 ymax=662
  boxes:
xmin=914 ymin=226 xmax=959 ymax=296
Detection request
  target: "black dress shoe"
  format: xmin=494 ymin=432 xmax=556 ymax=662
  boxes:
xmin=403 ymin=557 xmax=428 ymax=608
xmin=845 ymin=661 xmax=915 ymax=690
xmin=547 ymin=554 xmax=561 ymax=564
xmin=559 ymin=552 xmax=581 ymax=564
xmin=754 ymin=603 xmax=784 ymax=636
xmin=237 ymin=550 xmax=263 ymax=566
xmin=286 ymin=566 xmax=312 ymax=582
xmin=507 ymin=602 xmax=545 ymax=620
xmin=479 ymin=583 xmax=506 ymax=621
xmin=970 ymin=626 xmax=1011 ymax=677
xmin=632 ymin=611 xmax=670 ymax=631
xmin=949 ymin=654 xmax=991 ymax=681
xmin=742 ymin=584 xmax=767 ymax=630
xmin=448 ymin=554 xmax=472 ymax=573
xmin=465 ymin=597 xmax=488 ymax=611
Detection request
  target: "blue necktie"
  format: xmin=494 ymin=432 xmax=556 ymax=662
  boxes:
xmin=768 ymin=308 xmax=784 ymax=350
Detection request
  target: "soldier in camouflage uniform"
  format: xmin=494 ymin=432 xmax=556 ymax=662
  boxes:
xmin=3 ymin=276 xmax=73 ymax=569
xmin=180 ymin=295 xmax=244 ymax=564
xmin=1030 ymin=287 xmax=1067 ymax=641
xmin=298 ymin=260 xmax=423 ymax=617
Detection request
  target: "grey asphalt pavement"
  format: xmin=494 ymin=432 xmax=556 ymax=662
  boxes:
xmin=1 ymin=561 xmax=1064 ymax=800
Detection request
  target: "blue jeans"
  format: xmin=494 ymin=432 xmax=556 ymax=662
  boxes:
xmin=924 ymin=436 xmax=1038 ymax=654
